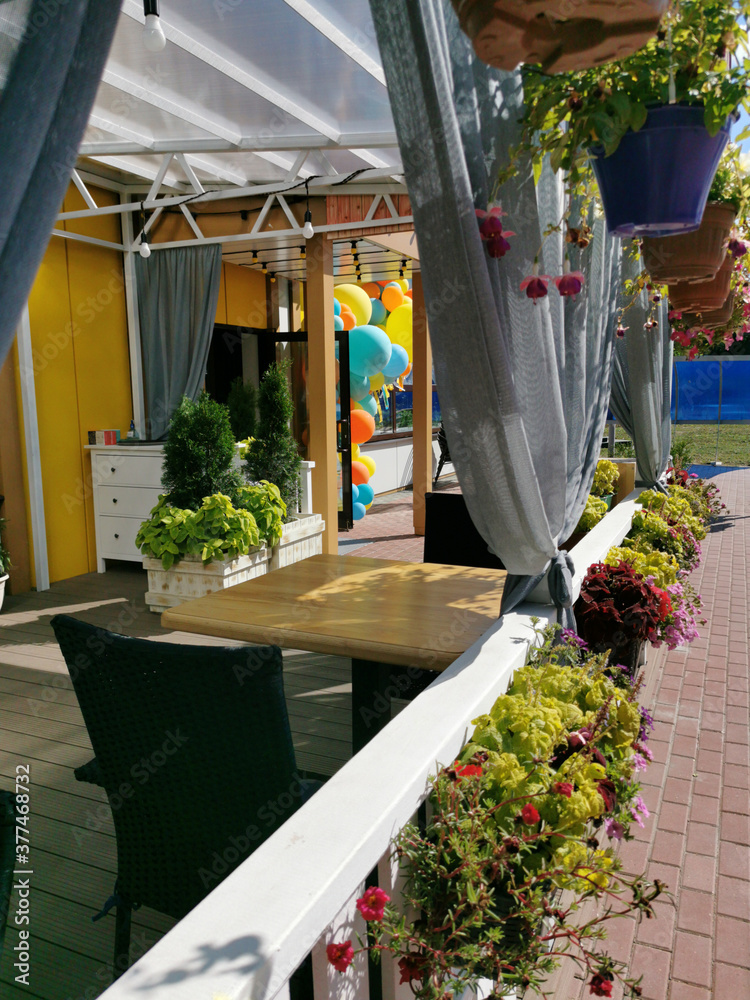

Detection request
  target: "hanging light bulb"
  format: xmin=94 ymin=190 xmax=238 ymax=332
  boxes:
xmin=143 ymin=0 xmax=166 ymax=52
xmin=261 ymin=261 xmax=268 ymax=274
xmin=299 ymin=245 xmax=306 ymax=260
xmin=252 ymin=251 xmax=258 ymax=265
xmin=138 ymin=232 xmax=151 ymax=259
xmin=269 ymin=272 xmax=277 ymax=283
xmin=302 ymin=180 xmax=314 ymax=239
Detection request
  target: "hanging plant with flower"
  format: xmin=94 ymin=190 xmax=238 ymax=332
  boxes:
xmin=326 ymin=626 xmax=660 ymax=999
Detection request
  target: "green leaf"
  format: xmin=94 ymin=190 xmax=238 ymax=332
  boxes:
xmin=630 ymin=102 xmax=648 ymax=132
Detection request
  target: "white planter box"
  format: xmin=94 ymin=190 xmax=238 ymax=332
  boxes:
xmin=0 ymin=574 xmax=8 ymax=613
xmin=144 ymin=548 xmax=270 ymax=613
xmin=143 ymin=515 xmax=325 ymax=613
xmin=269 ymin=513 xmax=325 ymax=571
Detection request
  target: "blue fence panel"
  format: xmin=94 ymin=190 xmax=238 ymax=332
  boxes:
xmin=673 ymin=361 xmax=722 ymax=422
xmin=720 ymin=360 xmax=750 ymax=422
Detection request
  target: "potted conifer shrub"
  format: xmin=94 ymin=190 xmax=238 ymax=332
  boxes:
xmin=246 ymin=361 xmax=324 ymax=570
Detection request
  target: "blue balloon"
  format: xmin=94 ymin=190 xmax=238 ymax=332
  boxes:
xmin=334 ymin=314 xmax=344 ymax=331
xmin=333 ymin=298 xmax=342 ymax=316
xmin=336 ymin=403 xmax=341 ymax=420
xmin=352 ymin=501 xmax=367 ymax=521
xmin=351 ymin=483 xmax=360 ymax=503
xmin=350 ymin=372 xmax=371 ymax=401
xmin=369 ymin=298 xmax=387 ymax=325
xmin=358 ymin=394 xmax=378 ymax=417
xmin=357 ymin=483 xmax=374 ymax=506
xmin=382 ymin=343 xmax=409 ymax=378
xmin=349 ymin=324 xmax=392 ymax=377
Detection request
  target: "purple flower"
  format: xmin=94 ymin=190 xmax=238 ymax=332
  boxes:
xmin=561 ymin=628 xmax=588 ymax=649
xmin=728 ymin=237 xmax=748 ymax=260
xmin=630 ymin=795 xmax=650 ymax=829
xmin=604 ymin=818 xmax=625 ymax=840
xmin=632 ymin=752 xmax=649 ymax=772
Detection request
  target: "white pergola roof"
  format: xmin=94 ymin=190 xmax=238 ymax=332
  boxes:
xmin=79 ymin=0 xmax=403 ymax=195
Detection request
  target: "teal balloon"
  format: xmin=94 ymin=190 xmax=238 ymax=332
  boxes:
xmin=333 ymin=298 xmax=341 ymax=316
xmin=358 ymin=394 xmax=378 ymax=417
xmin=357 ymin=483 xmax=374 ymax=506
xmin=351 ymin=483 xmax=360 ymax=503
xmin=349 ymin=324 xmax=392 ymax=377
xmin=350 ymin=372 xmax=371 ymax=401
xmin=334 ymin=315 xmax=344 ymax=331
xmin=382 ymin=343 xmax=409 ymax=378
xmin=369 ymin=298 xmax=387 ymax=325
xmin=386 ymin=281 xmax=400 ymax=289
xmin=353 ymin=502 xmax=367 ymax=521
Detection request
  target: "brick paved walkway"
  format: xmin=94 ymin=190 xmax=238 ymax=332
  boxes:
xmin=342 ymin=468 xmax=750 ymax=999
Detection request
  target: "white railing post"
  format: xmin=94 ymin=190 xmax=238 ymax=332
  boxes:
xmin=299 ymin=460 xmax=315 ymax=515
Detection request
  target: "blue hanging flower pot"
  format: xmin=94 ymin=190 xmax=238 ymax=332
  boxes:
xmin=590 ymin=104 xmax=732 ymax=238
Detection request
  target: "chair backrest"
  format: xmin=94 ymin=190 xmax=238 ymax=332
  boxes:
xmin=52 ymin=614 xmax=302 ymax=919
xmin=423 ymin=492 xmax=505 ymax=570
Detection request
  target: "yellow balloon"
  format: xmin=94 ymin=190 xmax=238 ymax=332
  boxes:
xmin=385 ymin=302 xmax=413 ymax=350
xmin=365 ymin=501 xmax=373 ymax=509
xmin=359 ymin=454 xmax=377 ymax=477
xmin=352 ymin=443 xmax=360 ymax=460
xmin=397 ymin=278 xmax=410 ymax=293
xmin=334 ymin=283 xmax=372 ymax=327
xmin=369 ymin=372 xmax=385 ymax=391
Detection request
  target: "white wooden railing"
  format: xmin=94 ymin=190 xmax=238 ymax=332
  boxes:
xmin=100 ymin=492 xmax=641 ymax=1000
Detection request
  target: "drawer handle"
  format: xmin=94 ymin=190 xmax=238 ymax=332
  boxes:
xmin=110 ymin=467 xmax=116 ymax=473
xmin=112 ymin=498 xmax=118 ymax=504
xmin=114 ymin=534 xmax=119 ymax=539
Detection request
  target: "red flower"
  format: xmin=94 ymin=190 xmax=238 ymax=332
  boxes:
xmin=326 ymin=941 xmax=354 ymax=973
xmin=454 ymin=761 xmax=483 ymax=779
xmin=616 ymin=324 xmax=628 ymax=339
xmin=597 ymin=778 xmax=617 ymax=812
xmin=552 ymin=781 xmax=574 ymax=798
xmin=398 ymin=954 xmax=426 ymax=984
xmin=589 ymin=973 xmax=614 ymax=996
xmin=655 ymin=588 xmax=673 ymax=619
xmin=554 ymin=270 xmax=585 ymax=298
xmin=486 ymin=232 xmax=515 ymax=258
xmin=355 ymin=886 xmax=390 ymax=922
xmin=476 ymin=206 xmax=506 ymax=239
xmin=520 ymin=804 xmax=540 ymax=825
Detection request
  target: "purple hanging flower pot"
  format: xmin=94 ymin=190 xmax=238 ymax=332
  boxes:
xmin=590 ymin=104 xmax=732 ymax=238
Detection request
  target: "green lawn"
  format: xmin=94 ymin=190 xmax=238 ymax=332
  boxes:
xmin=602 ymin=423 xmax=749 ymax=468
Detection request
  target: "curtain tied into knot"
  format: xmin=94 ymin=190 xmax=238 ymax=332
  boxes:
xmin=548 ymin=550 xmax=575 ymax=609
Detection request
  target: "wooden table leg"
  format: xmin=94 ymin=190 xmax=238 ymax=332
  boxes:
xmin=351 ymin=660 xmax=435 ymax=754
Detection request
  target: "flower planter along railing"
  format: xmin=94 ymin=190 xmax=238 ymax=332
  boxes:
xmin=642 ymin=201 xmax=735 ymax=284
xmin=669 ymin=254 xmax=734 ymax=312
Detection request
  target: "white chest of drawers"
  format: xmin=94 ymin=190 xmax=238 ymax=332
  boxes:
xmin=87 ymin=444 xmax=166 ymax=572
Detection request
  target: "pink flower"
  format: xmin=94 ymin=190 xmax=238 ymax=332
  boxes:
xmin=589 ymin=973 xmax=614 ymax=996
xmin=486 ymin=232 xmax=515 ymax=258
xmin=728 ymin=237 xmax=748 ymax=259
xmin=476 ymin=208 xmax=515 ymax=258
xmin=356 ymin=886 xmax=390 ymax=921
xmin=616 ymin=324 xmax=628 ymax=339
xmin=520 ymin=804 xmax=541 ymax=825
xmin=632 ymin=752 xmax=649 ymax=772
xmin=554 ymin=270 xmax=585 ymax=297
xmin=552 ymin=781 xmax=574 ymax=798
xmin=326 ymin=941 xmax=354 ymax=973
xmin=668 ymin=310 xmax=683 ymax=321
xmin=521 ymin=260 xmax=551 ymax=301
xmin=604 ymin=818 xmax=625 ymax=841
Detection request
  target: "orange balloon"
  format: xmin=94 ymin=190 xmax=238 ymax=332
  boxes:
xmin=382 ymin=285 xmax=404 ymax=312
xmin=341 ymin=311 xmax=356 ymax=330
xmin=351 ymin=460 xmax=370 ymax=486
xmin=405 ymin=289 xmax=413 ymax=299
xmin=361 ymin=282 xmax=381 ymax=298
xmin=350 ymin=408 xmax=375 ymax=445
xmin=402 ymin=363 xmax=412 ymax=378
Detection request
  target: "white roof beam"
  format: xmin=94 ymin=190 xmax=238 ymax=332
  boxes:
xmin=279 ymin=0 xmax=386 ymax=86
xmin=147 ymin=154 xmax=175 ymax=201
xmin=180 ymin=204 xmax=205 ymax=240
xmin=120 ymin=0 xmax=341 ymax=142
xmin=87 ymin=113 xmax=156 ymax=150
xmin=77 ymin=132 xmax=400 ymax=156
xmin=71 ymin=171 xmax=98 ymax=210
xmin=176 ymin=153 xmax=206 ymax=195
xmin=101 ymin=67 xmax=242 ymax=146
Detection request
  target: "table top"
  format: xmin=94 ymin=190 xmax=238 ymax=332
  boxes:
xmin=161 ymin=554 xmax=507 ymax=670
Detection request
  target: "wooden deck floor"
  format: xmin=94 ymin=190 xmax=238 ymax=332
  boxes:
xmin=0 ymin=564 xmax=351 ymax=1000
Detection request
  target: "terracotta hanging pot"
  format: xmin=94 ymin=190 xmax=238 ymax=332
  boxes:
xmin=682 ymin=291 xmax=735 ymax=331
xmin=451 ymin=0 xmax=668 ymax=73
xmin=668 ymin=257 xmax=733 ymax=313
xmin=641 ymin=203 xmax=735 ymax=284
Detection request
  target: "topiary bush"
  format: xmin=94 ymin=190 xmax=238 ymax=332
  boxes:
xmin=245 ymin=361 xmax=301 ymax=517
xmin=161 ymin=392 xmax=241 ymax=510
xmin=227 ymin=377 xmax=257 ymax=441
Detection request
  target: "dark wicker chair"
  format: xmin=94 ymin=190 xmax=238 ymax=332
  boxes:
xmin=423 ymin=492 xmax=506 ymax=570
xmin=0 ymin=790 xmax=16 ymax=958
xmin=51 ymin=614 xmax=317 ymax=980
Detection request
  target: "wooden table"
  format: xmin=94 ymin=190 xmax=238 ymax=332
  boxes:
xmin=162 ymin=554 xmax=507 ymax=751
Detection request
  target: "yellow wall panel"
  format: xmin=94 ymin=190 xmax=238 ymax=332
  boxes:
xmin=63 ymin=185 xmax=123 ymax=243
xmin=224 ymin=262 xmax=267 ymax=328
xmin=26 ymin=237 xmax=91 ymax=583
xmin=216 ymin=264 xmax=228 ymax=324
xmin=66 ymin=239 xmax=131 ymax=571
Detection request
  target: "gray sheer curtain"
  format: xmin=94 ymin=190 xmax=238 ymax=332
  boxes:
xmin=369 ymin=0 xmax=622 ymax=619
xmin=610 ymin=254 xmax=673 ymax=489
xmin=0 ymin=0 xmax=121 ymax=368
xmin=135 ymin=245 xmax=223 ymax=440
